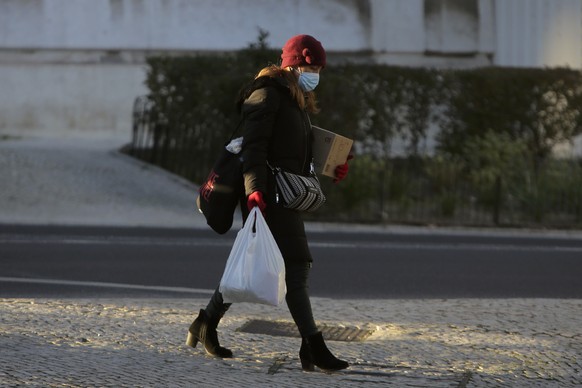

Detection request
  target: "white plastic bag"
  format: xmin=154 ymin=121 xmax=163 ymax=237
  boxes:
xmin=219 ymin=207 xmax=286 ymax=306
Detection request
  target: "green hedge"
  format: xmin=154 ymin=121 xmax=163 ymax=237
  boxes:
xmin=439 ymin=67 xmax=582 ymax=166
xmin=131 ymin=38 xmax=582 ymax=227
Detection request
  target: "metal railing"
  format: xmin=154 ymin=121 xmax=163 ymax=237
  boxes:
xmin=127 ymin=96 xmax=582 ymax=228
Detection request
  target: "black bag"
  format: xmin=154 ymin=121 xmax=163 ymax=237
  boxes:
xmin=196 ymin=123 xmax=243 ymax=234
xmin=268 ymin=161 xmax=326 ymax=212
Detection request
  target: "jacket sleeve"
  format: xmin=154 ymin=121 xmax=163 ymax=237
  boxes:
xmin=240 ymin=85 xmax=281 ymax=196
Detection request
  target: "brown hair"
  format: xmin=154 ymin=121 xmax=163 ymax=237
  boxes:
xmin=255 ymin=65 xmax=320 ymax=114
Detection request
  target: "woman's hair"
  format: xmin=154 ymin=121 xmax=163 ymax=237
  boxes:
xmin=255 ymin=65 xmax=320 ymax=114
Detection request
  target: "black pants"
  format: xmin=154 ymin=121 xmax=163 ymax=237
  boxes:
xmin=205 ymin=261 xmax=319 ymax=337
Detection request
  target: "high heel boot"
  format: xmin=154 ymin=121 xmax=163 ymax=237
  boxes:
xmin=299 ymin=332 xmax=349 ymax=371
xmin=186 ymin=309 xmax=232 ymax=358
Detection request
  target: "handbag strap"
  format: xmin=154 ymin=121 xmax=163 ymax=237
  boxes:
xmin=266 ymin=159 xmax=316 ymax=176
xmin=266 ymin=160 xmax=279 ymax=174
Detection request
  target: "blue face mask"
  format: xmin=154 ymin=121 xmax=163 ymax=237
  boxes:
xmin=297 ymin=71 xmax=320 ymax=92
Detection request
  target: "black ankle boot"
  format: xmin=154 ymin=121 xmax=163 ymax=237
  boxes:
xmin=300 ymin=332 xmax=349 ymax=372
xmin=299 ymin=337 xmax=315 ymax=371
xmin=186 ymin=309 xmax=232 ymax=358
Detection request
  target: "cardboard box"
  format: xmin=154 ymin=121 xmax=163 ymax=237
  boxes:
xmin=312 ymin=126 xmax=353 ymax=178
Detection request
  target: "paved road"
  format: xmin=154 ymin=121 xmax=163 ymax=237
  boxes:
xmin=2 ymin=224 xmax=582 ymax=299
xmin=2 ymin=297 xmax=581 ymax=387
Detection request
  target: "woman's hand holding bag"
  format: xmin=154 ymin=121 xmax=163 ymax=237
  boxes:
xmin=247 ymin=191 xmax=267 ymax=214
xmin=219 ymin=207 xmax=286 ymax=306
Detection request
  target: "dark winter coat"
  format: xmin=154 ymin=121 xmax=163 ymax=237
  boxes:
xmin=239 ymin=75 xmax=314 ymax=263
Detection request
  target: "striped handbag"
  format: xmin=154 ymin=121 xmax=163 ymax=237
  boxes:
xmin=268 ymin=162 xmax=326 ymax=212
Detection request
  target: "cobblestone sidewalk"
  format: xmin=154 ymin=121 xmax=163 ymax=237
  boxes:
xmin=1 ymin=298 xmax=581 ymax=387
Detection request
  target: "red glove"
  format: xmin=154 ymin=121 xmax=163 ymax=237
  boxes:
xmin=333 ymin=154 xmax=354 ymax=184
xmin=247 ymin=191 xmax=267 ymax=213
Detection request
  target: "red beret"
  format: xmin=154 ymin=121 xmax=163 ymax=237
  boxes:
xmin=281 ymin=34 xmax=326 ymax=68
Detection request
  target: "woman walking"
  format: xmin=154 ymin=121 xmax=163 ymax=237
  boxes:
xmin=186 ymin=34 xmax=351 ymax=372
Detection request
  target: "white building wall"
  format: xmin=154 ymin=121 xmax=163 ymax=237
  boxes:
xmin=370 ymin=0 xmax=425 ymax=52
xmin=370 ymin=0 xmax=495 ymax=68
xmin=0 ymin=0 xmax=581 ymax=138
xmin=0 ymin=0 xmax=368 ymax=51
xmin=495 ymin=0 xmax=582 ymax=68
xmin=0 ymin=64 xmax=144 ymax=135
xmin=0 ymin=0 xmax=370 ymax=137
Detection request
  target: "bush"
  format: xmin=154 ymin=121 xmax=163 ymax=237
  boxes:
xmin=438 ymin=67 xmax=582 ymax=167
